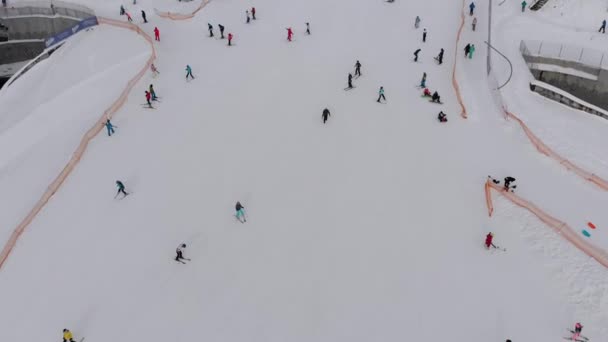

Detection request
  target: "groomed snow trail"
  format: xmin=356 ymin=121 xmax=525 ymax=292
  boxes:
xmin=0 ymin=0 xmax=607 ymax=341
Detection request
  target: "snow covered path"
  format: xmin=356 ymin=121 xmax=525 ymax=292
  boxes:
xmin=0 ymin=0 xmax=607 ymax=341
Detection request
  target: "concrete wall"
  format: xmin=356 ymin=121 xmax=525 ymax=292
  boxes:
xmin=522 ymin=54 xmax=608 ymax=111
xmin=0 ymin=16 xmax=79 ymax=40
xmin=0 ymin=40 xmax=45 ymax=64
xmin=530 ymin=81 xmax=608 ymax=120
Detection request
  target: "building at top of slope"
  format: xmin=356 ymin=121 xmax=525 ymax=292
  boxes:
xmin=0 ymin=0 xmax=94 ymax=87
xmin=520 ymin=39 xmax=608 ymax=117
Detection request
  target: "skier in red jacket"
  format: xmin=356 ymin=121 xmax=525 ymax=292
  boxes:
xmin=286 ymin=27 xmax=293 ymax=41
xmin=251 ymin=7 xmax=256 ymax=20
xmin=228 ymin=33 xmax=233 ymax=46
xmin=154 ymin=27 xmax=160 ymax=41
xmin=485 ymin=233 xmax=494 ymax=249
xmin=145 ymin=90 xmax=152 ymax=107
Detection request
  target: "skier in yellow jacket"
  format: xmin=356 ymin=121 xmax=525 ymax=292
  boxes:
xmin=63 ymin=329 xmax=76 ymax=342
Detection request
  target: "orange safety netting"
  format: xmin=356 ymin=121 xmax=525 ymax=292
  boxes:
xmin=0 ymin=17 xmax=157 ymax=270
xmin=485 ymin=180 xmax=608 ymax=268
xmin=155 ymin=0 xmax=211 ymax=20
xmin=505 ymin=111 xmax=608 ymax=191
xmin=453 ymin=0 xmax=468 ymax=119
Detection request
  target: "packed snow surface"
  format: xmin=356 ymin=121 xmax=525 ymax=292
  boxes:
xmin=0 ymin=0 xmax=607 ymax=341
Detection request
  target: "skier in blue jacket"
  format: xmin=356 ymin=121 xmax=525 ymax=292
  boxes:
xmin=469 ymin=2 xmax=475 ymax=16
xmin=105 ymin=119 xmax=116 ymax=136
xmin=115 ymin=180 xmax=129 ymax=198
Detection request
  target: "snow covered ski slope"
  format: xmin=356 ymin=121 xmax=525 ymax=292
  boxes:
xmin=0 ymin=0 xmax=607 ymax=341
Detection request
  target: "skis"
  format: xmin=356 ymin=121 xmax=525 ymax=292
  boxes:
xmin=344 ymin=86 xmax=356 ymax=91
xmin=141 ymin=103 xmax=156 ymax=109
xmin=428 ymin=100 xmax=443 ymax=104
xmin=566 ymin=330 xmax=589 ymax=341
xmin=176 ymin=257 xmax=191 ymax=264
xmin=235 ymin=214 xmax=247 ymax=223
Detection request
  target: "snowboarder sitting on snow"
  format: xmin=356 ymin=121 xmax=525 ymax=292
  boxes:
xmin=504 ymin=176 xmax=516 ymax=191
xmin=422 ymin=88 xmax=432 ymax=97
xmin=437 ymin=111 xmax=447 ymax=122
xmin=115 ymin=180 xmax=128 ymax=198
xmin=322 ymin=108 xmax=330 ymax=124
xmin=63 ymin=329 xmax=76 ymax=342
xmin=105 ymin=119 xmax=116 ymax=136
xmin=175 ymin=243 xmax=189 ymax=263
xmin=431 ymin=91 xmax=441 ymax=103
xmin=574 ymin=323 xmax=583 ymax=334
xmin=488 ymin=176 xmax=500 ymax=185
xmin=485 ymin=232 xmax=495 ymax=249
xmin=235 ymin=201 xmax=246 ymax=222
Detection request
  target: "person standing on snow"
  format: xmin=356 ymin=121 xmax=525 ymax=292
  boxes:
xmin=126 ymin=12 xmax=133 ymax=22
xmin=185 ymin=65 xmax=195 ymax=80
xmin=420 ymin=72 xmax=427 ymax=88
xmin=436 ymin=48 xmax=444 ymax=64
xmin=246 ymin=10 xmax=251 ymax=23
xmin=145 ymin=90 xmax=152 ymax=107
xmin=354 ymin=60 xmax=362 ymax=77
xmin=414 ymin=48 xmax=421 ymax=62
xmin=469 ymin=2 xmax=475 ymax=16
xmin=422 ymin=28 xmax=427 ymax=42
xmin=572 ymin=322 xmax=583 ymax=339
xmin=115 ymin=180 xmax=129 ymax=198
xmin=154 ymin=26 xmax=160 ymax=41
xmin=149 ymin=84 xmax=158 ymax=100
xmin=437 ymin=111 xmax=447 ymax=122
xmin=600 ymin=19 xmax=606 ymax=33
xmin=521 ymin=0 xmax=527 ymax=12
xmin=175 ymin=244 xmax=190 ymax=263
xmin=306 ymin=22 xmax=310 ymax=35
xmin=377 ymin=86 xmax=386 ymax=103
xmin=468 ymin=44 xmax=475 ymax=59
xmin=141 ymin=10 xmax=147 ymax=23
xmin=322 ymin=108 xmax=331 ymax=124
xmin=63 ymin=329 xmax=76 ymax=342
xmin=228 ymin=33 xmax=233 ymax=46
xmin=120 ymin=5 xmax=125 ymax=15
xmin=415 ymin=15 xmax=421 ymax=29
xmin=347 ymin=73 xmax=354 ymax=89
xmin=472 ymin=17 xmax=477 ymax=31
xmin=464 ymin=43 xmax=471 ymax=58
xmin=485 ymin=232 xmax=495 ymax=249
xmin=208 ymin=23 xmax=214 ymax=37
xmin=105 ymin=119 xmax=116 ymax=136
xmin=286 ymin=27 xmax=293 ymax=41
xmin=235 ymin=201 xmax=246 ymax=222
xmin=218 ymin=24 xmax=225 ymax=38
xmin=251 ymin=7 xmax=256 ymax=20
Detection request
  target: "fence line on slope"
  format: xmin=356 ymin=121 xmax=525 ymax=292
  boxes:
xmin=154 ymin=0 xmax=210 ymax=20
xmin=505 ymin=110 xmax=608 ymax=191
xmin=0 ymin=16 xmax=157 ymax=270
xmin=484 ymin=181 xmax=608 ymax=268
xmin=452 ymin=0 xmax=468 ymax=119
